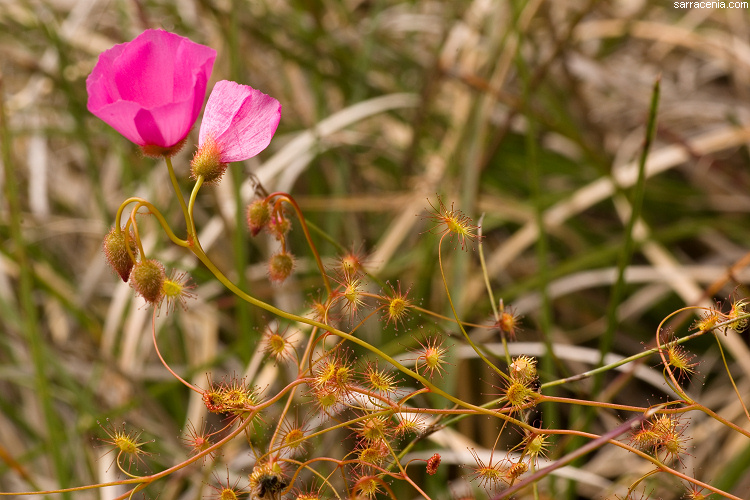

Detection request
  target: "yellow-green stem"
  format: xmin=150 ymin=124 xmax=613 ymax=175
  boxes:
xmin=714 ymin=333 xmax=750 ymax=422
xmin=115 ymin=197 xmax=189 ymax=248
xmin=478 ymin=216 xmax=512 ymax=366
xmin=165 ymin=156 xmax=194 ymax=240
xmin=187 ymin=175 xmax=203 ymax=241
xmin=437 ymin=234 xmax=509 ymax=382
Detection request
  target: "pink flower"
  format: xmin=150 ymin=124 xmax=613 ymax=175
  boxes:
xmin=86 ymin=29 xmax=216 ymax=155
xmin=190 ymin=80 xmax=281 ymax=183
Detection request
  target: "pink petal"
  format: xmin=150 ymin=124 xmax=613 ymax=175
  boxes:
xmin=199 ymin=80 xmax=281 ymax=163
xmin=87 ymin=29 xmax=216 ymax=148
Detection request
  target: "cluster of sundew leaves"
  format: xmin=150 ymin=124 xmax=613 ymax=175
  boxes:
xmin=92 ymin=190 xmax=749 ymax=500
xmin=191 ymin=198 xmax=543 ymax=498
xmin=202 ymin=376 xmax=263 ymax=418
xmin=161 ymin=197 xmax=539 ymax=498
xmin=97 ymin=193 xmax=737 ymax=500
xmin=630 ymin=414 xmax=691 ymax=467
xmin=179 ymin=340 xmax=447 ymax=497
xmin=689 ymin=297 xmax=749 ymax=336
xmin=660 ymin=298 xmax=743 ymax=387
xmin=613 ymin=296 xmax=750 ymax=498
xmin=95 ymin=195 xmax=728 ymax=499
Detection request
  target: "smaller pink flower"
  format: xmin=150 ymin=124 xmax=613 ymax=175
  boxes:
xmin=87 ymin=29 xmax=216 ymax=156
xmin=191 ymin=80 xmax=281 ymax=183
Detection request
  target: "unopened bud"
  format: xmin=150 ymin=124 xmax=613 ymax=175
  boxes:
xmin=103 ymin=227 xmax=138 ymax=282
xmin=247 ymin=200 xmax=271 ymax=236
xmin=268 ymin=252 xmax=294 ymax=283
xmin=190 ymin=135 xmax=227 ymax=184
xmin=130 ymin=259 xmax=166 ymax=304
xmin=268 ymin=214 xmax=291 ymax=240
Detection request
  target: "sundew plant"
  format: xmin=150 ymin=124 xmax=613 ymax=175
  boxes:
xmin=3 ymin=3 xmax=750 ymax=500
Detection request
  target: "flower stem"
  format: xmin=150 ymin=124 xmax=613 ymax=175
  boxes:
xmin=267 ymin=192 xmax=332 ymax=296
xmin=437 ymin=234 xmax=509 ymax=382
xmin=477 ymin=215 xmax=511 ymax=366
xmin=714 ymin=333 xmax=750 ymax=422
xmin=165 ymin=156 xmax=194 ymax=240
xmin=187 ymin=175 xmax=204 ymax=241
xmin=151 ymin=309 xmax=201 ymax=393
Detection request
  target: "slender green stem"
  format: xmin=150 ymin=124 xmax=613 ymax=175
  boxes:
xmin=598 ymin=76 xmax=661 ymax=387
xmin=437 ymin=234 xmax=509 ymax=382
xmin=127 ymin=211 xmax=146 ymax=257
xmin=165 ymin=156 xmax=194 ymax=240
xmin=409 ymin=304 xmax=488 ymax=328
xmin=537 ymin=395 xmax=647 ymax=413
xmin=115 ymin=197 xmax=189 ymax=248
xmin=542 ymin=322 xmax=704 ymax=390
xmin=626 ymin=469 xmax=660 ymax=498
xmin=714 ymin=335 xmax=750 ymax=422
xmin=281 ymin=458 xmax=343 ymax=500
xmin=477 ymin=216 xmax=512 ymax=366
xmin=187 ymin=175 xmax=204 ymax=241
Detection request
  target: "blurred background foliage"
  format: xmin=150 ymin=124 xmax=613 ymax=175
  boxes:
xmin=2 ymin=0 xmax=750 ymax=498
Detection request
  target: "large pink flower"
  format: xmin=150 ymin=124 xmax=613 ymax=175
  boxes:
xmin=190 ymin=80 xmax=281 ymax=183
xmin=87 ymin=29 xmax=216 ymax=154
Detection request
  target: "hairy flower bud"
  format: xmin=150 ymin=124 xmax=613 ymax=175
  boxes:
xmin=268 ymin=252 xmax=294 ymax=283
xmin=129 ymin=259 xmax=166 ymax=304
xmin=247 ymin=199 xmax=271 ymax=236
xmin=268 ymin=214 xmax=291 ymax=240
xmin=103 ymin=227 xmax=138 ymax=282
xmin=190 ymin=135 xmax=227 ymax=184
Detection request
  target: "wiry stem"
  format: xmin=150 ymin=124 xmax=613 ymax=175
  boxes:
xmin=151 ymin=309 xmax=202 ymax=394
xmin=267 ymin=192 xmax=332 ymax=295
xmin=437 ymin=233 xmax=509 ymax=382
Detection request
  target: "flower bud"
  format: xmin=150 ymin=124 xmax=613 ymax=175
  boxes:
xmin=103 ymin=227 xmax=138 ymax=282
xmin=268 ymin=214 xmax=291 ymax=240
xmin=246 ymin=199 xmax=271 ymax=236
xmin=268 ymin=252 xmax=294 ymax=283
xmin=190 ymin=135 xmax=227 ymax=184
xmin=129 ymin=259 xmax=166 ymax=304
